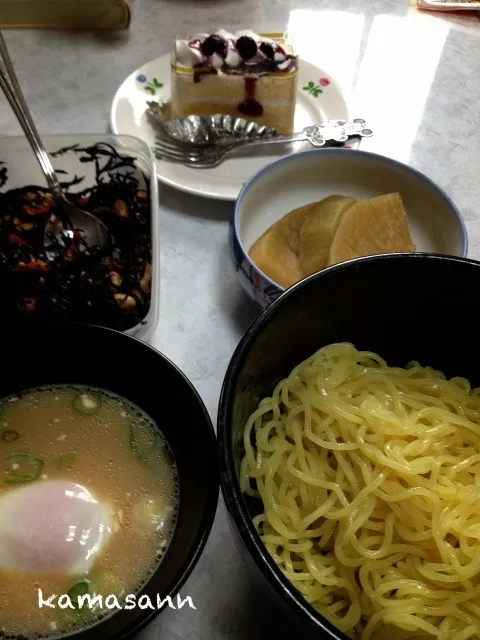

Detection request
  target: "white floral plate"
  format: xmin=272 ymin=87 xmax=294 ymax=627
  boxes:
xmin=110 ymin=54 xmax=350 ymax=201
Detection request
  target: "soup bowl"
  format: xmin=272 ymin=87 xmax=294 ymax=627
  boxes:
xmin=218 ymin=253 xmax=480 ymax=639
xmin=0 ymin=322 xmax=218 ymax=640
xmin=230 ymin=148 xmax=467 ymax=307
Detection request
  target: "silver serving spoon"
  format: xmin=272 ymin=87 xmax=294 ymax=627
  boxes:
xmin=0 ymin=32 xmax=108 ymax=257
xmin=153 ymin=120 xmax=374 ymax=169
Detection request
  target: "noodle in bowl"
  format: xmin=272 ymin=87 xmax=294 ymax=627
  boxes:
xmin=218 ymin=254 xmax=480 ymax=640
xmin=241 ymin=342 xmax=480 ymax=639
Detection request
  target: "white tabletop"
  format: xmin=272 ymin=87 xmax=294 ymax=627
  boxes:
xmin=1 ymin=2 xmax=480 ymax=638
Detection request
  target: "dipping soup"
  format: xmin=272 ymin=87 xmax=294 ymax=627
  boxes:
xmin=0 ymin=385 xmax=178 ymax=637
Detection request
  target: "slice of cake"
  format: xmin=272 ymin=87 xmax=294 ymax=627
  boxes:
xmin=171 ymin=29 xmax=299 ymax=134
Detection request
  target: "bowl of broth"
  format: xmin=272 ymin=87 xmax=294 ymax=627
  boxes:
xmin=0 ymin=322 xmax=218 ymax=640
xmin=230 ymin=148 xmax=467 ymax=307
xmin=218 ymin=253 xmax=480 ymax=639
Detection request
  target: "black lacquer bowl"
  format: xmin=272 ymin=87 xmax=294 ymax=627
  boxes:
xmin=218 ymin=253 xmax=480 ymax=639
xmin=0 ymin=322 xmax=218 ymax=640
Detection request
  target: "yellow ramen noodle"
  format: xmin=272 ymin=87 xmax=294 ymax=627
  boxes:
xmin=240 ymin=343 xmax=480 ymax=640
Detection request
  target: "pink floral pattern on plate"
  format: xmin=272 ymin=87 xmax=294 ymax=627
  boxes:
xmin=302 ymin=77 xmax=331 ymax=97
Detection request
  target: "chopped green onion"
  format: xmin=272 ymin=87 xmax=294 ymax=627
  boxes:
xmin=4 ymin=453 xmax=44 ymax=483
xmin=133 ymin=496 xmax=165 ymax=533
xmin=1 ymin=430 xmax=19 ymax=443
xmin=92 ymin=570 xmax=124 ymax=598
xmin=61 ymin=581 xmax=98 ymax=626
xmin=129 ymin=421 xmax=157 ymax=462
xmin=55 ymin=453 xmax=75 ymax=470
xmin=72 ymin=391 xmax=101 ymax=415
xmin=61 ymin=607 xmax=93 ymax=628
xmin=67 ymin=579 xmax=92 ymax=608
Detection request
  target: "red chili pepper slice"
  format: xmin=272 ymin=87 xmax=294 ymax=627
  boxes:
xmin=12 ymin=261 xmax=48 ymax=274
xmin=8 ymin=234 xmax=28 ymax=246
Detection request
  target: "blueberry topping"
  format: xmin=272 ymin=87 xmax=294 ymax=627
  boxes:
xmin=259 ymin=42 xmax=274 ymax=60
xmin=201 ymin=35 xmax=226 ymax=58
xmin=236 ymin=36 xmax=257 ymax=60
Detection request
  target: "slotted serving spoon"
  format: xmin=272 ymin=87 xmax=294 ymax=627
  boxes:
xmin=0 ymin=32 xmax=108 ymax=256
xmin=153 ymin=120 xmax=374 ymax=169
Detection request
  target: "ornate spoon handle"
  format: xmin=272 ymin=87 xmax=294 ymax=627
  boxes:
xmin=233 ymin=119 xmax=374 ymax=150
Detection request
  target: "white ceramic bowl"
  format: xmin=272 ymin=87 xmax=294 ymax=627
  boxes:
xmin=230 ymin=148 xmax=468 ymax=307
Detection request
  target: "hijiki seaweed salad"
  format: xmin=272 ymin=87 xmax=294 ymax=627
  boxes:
xmin=0 ymin=143 xmax=152 ymax=331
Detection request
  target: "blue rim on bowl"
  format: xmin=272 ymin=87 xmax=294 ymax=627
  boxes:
xmin=230 ymin=148 xmax=468 ymax=308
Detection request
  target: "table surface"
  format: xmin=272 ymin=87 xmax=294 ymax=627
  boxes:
xmin=1 ymin=2 xmax=480 ymax=638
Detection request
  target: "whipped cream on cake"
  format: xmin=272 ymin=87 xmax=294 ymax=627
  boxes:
xmin=171 ymin=30 xmax=298 ymax=133
xmin=174 ymin=29 xmax=298 ymax=73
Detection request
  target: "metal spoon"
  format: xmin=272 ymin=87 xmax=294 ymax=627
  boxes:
xmin=0 ymin=32 xmax=108 ymax=256
xmin=153 ymin=120 xmax=374 ymax=169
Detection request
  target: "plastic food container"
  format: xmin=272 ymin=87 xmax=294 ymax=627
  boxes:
xmin=0 ymin=133 xmax=159 ymax=341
